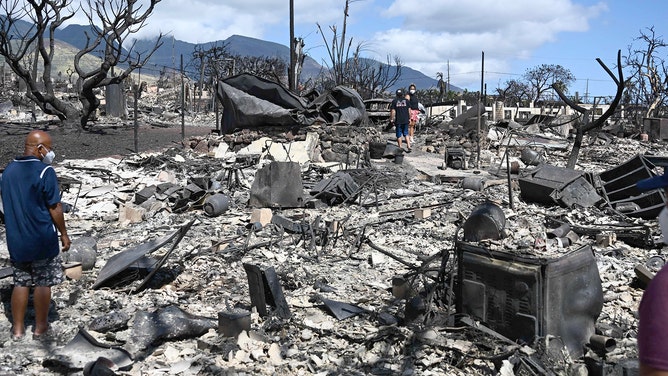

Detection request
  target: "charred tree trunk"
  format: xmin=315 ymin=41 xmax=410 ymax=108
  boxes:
xmin=552 ymin=50 xmax=624 ymax=168
xmin=566 ymin=113 xmax=589 ymax=169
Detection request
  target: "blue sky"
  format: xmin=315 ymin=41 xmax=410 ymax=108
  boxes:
xmin=66 ymin=0 xmax=666 ymax=100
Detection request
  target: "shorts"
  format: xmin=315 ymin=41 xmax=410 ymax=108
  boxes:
xmin=12 ymin=255 xmax=65 ymax=287
xmin=395 ymin=123 xmax=409 ymax=138
xmin=410 ymin=109 xmax=419 ymax=124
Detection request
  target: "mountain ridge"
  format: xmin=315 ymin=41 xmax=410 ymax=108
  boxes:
xmin=51 ymin=24 xmax=461 ymax=94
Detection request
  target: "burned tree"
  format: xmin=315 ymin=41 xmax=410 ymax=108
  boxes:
xmin=190 ymin=43 xmax=231 ymax=111
xmin=624 ymin=26 xmax=668 ymax=120
xmin=234 ymin=55 xmax=287 ymax=84
xmin=316 ymin=0 xmax=401 ymax=98
xmin=348 ymin=54 xmax=401 ymax=99
xmin=0 ymin=0 xmax=163 ymax=129
xmin=496 ymin=79 xmax=532 ymax=107
xmin=525 ymin=64 xmax=575 ymax=106
xmin=552 ymin=50 xmax=624 ymax=169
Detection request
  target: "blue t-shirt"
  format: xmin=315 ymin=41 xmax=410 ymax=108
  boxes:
xmin=1 ymin=156 xmax=61 ymax=262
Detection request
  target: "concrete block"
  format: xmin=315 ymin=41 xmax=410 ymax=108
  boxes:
xmin=118 ymin=203 xmax=146 ymax=224
xmin=635 ymin=264 xmax=654 ymax=287
xmin=414 ymin=208 xmax=432 ymax=219
xmin=596 ymin=232 xmax=616 ymax=247
xmin=250 ymin=208 xmax=273 ymax=227
xmin=157 ymin=170 xmax=177 ymax=184
xmin=63 ymin=262 xmax=83 ymax=280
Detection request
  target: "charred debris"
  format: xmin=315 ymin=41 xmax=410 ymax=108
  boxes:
xmin=0 ymin=73 xmax=665 ymax=375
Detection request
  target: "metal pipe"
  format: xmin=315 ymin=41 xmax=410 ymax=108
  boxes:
xmin=589 ymin=334 xmax=616 ymax=354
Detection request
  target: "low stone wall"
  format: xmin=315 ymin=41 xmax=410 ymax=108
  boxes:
xmin=218 ymin=125 xmax=385 ymax=164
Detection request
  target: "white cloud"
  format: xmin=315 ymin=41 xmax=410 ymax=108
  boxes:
xmin=58 ymin=0 xmax=609 ymax=90
xmin=374 ymin=0 xmax=608 ymax=88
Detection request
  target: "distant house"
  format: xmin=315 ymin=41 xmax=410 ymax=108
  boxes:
xmin=425 ymin=99 xmax=613 ymax=123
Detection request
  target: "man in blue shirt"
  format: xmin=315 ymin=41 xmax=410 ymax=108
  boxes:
xmin=1 ymin=130 xmax=71 ymax=340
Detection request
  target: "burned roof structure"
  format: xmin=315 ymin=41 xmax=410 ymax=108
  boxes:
xmin=217 ymin=73 xmax=366 ymax=133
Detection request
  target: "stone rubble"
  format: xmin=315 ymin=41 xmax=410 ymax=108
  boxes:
xmin=0 ymin=117 xmax=661 ymax=375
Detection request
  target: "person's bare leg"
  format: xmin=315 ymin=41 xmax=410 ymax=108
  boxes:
xmin=11 ymin=286 xmax=29 ymax=337
xmin=33 ymin=286 xmax=51 ymax=335
xmin=397 ymin=137 xmax=402 ymax=148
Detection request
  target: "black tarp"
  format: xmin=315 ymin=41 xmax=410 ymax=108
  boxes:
xmin=217 ymin=73 xmax=366 ymax=133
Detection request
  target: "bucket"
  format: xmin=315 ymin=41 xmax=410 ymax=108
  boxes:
xmin=462 ymin=202 xmax=506 ymax=242
xmin=203 ymin=193 xmax=229 ymax=217
xmin=461 ymin=177 xmax=484 ymax=191
xmin=394 ymin=154 xmax=404 ymax=164
xmin=520 ymin=148 xmax=543 ymax=166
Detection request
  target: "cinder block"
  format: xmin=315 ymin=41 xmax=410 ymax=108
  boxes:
xmin=596 ymin=233 xmax=616 ymax=247
xmin=157 ymin=170 xmax=177 ymax=184
xmin=63 ymin=262 xmax=83 ymax=280
xmin=250 ymin=208 xmax=273 ymax=227
xmin=118 ymin=203 xmax=146 ymax=224
xmin=414 ymin=208 xmax=432 ymax=219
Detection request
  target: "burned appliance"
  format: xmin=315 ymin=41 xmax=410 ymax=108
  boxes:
xmin=594 ymin=154 xmax=667 ymax=219
xmin=644 ymin=117 xmax=668 ymax=141
xmin=518 ymin=164 xmax=601 ymax=208
xmin=444 ymin=146 xmax=467 ymax=169
xmin=456 ymin=242 xmax=603 ymax=358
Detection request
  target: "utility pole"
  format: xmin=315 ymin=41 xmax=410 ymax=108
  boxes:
xmin=476 ymin=51 xmax=484 ymax=169
xmin=288 ymin=0 xmax=295 ymax=92
xmin=446 ymin=60 xmax=450 ymax=95
xmin=180 ymin=54 xmax=185 ymax=140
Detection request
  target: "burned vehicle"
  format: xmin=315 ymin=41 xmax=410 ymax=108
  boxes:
xmin=364 ymin=98 xmax=427 ymax=128
xmin=364 ymin=98 xmax=392 ymax=125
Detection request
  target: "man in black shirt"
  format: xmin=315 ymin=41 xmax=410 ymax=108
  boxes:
xmin=390 ymin=89 xmax=412 ymax=152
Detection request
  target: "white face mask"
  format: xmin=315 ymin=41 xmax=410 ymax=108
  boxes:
xmin=659 ymin=206 xmax=668 ymax=244
xmin=39 ymin=144 xmax=56 ymax=165
xmin=409 ymin=89 xmax=416 ymax=94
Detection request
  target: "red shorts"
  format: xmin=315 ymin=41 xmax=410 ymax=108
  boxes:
xmin=410 ymin=109 xmax=419 ymax=123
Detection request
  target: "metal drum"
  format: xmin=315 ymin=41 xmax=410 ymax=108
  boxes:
xmin=462 ymin=202 xmax=506 ymax=242
xmin=203 ymin=193 xmax=230 ymax=217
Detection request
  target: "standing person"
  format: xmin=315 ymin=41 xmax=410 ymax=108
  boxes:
xmin=1 ymin=130 xmax=71 ymax=340
xmin=407 ymin=83 xmax=419 ymax=144
xmin=390 ymin=89 xmax=412 ymax=152
xmin=636 ymin=173 xmax=668 ymax=375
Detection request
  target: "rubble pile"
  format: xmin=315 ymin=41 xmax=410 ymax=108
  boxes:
xmin=0 ymin=118 xmax=664 ymax=375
